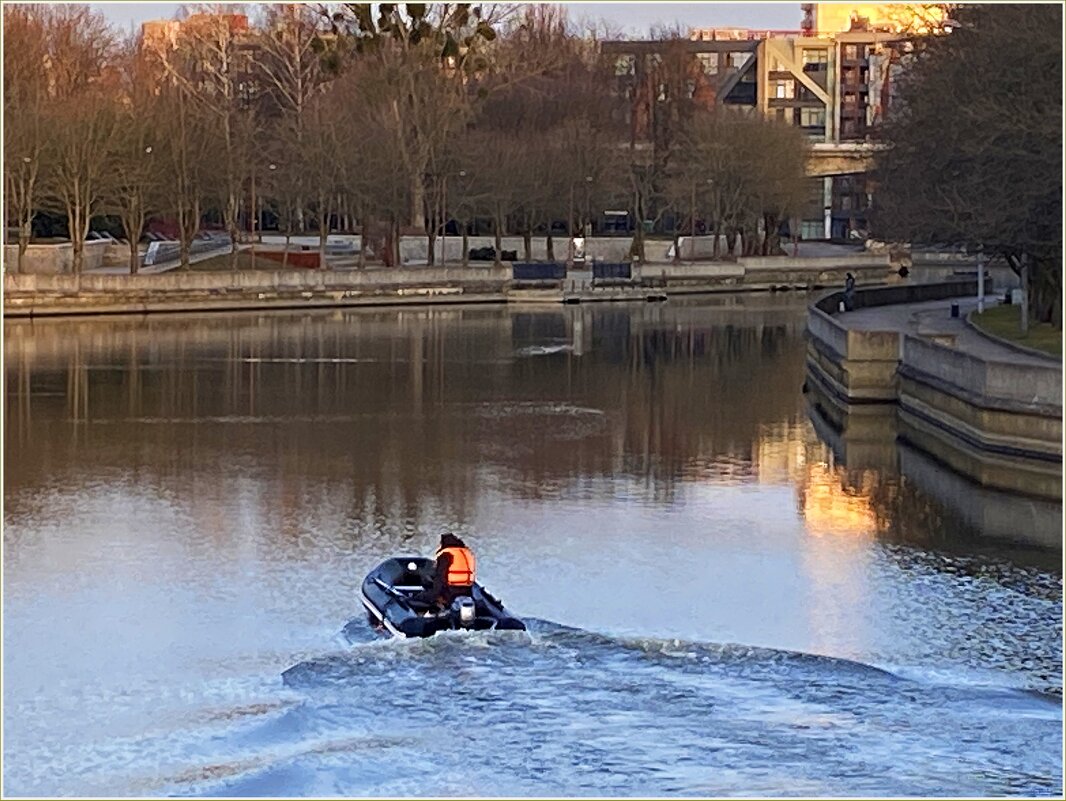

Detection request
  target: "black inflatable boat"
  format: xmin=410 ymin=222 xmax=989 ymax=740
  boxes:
xmin=360 ymin=557 xmax=526 ymax=638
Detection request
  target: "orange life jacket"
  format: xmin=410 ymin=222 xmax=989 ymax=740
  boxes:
xmin=436 ymin=546 xmax=476 ymax=587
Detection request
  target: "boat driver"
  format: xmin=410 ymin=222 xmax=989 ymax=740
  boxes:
xmin=413 ymin=533 xmax=477 ymax=609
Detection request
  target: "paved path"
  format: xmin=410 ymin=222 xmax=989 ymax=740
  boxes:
xmin=838 ymin=295 xmax=1054 ymax=366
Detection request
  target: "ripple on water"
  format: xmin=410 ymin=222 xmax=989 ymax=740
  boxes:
xmin=143 ymin=619 xmax=1062 ymax=798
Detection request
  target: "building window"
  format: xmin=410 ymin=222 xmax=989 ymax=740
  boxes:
xmin=697 ymin=53 xmax=718 ymax=75
xmin=800 ymin=107 xmax=826 ymax=127
xmin=773 ymin=79 xmax=795 ymax=99
xmin=802 ymin=49 xmax=828 ymax=67
xmin=729 ymin=51 xmax=753 ymax=70
xmin=844 ymin=44 xmax=858 ymax=60
xmin=801 ymin=220 xmax=823 ymax=240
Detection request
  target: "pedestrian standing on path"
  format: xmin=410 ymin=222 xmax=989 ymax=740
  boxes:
xmin=844 ymin=272 xmax=856 ymax=311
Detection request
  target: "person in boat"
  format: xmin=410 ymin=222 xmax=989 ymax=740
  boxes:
xmin=412 ymin=533 xmax=477 ymax=609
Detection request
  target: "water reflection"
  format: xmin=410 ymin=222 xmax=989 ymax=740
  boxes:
xmin=804 ymin=382 xmax=1062 ymax=569
xmin=5 ymin=300 xmax=1060 ymax=568
xmin=4 ymin=302 xmax=806 ymax=513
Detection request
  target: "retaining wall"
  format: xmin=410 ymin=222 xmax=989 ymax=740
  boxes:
xmin=805 ymin=280 xmax=1062 ymax=500
xmin=3 ymin=240 xmax=110 ymax=274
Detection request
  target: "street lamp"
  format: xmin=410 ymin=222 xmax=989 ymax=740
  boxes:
xmin=977 ymin=247 xmax=985 ymax=313
xmin=262 ymin=164 xmax=277 ymax=236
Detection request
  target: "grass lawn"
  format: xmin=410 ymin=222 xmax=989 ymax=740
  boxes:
xmin=188 ymin=250 xmax=289 ymax=272
xmin=971 ymin=304 xmax=1063 ymax=357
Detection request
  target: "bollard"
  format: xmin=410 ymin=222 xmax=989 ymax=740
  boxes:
xmin=950 ymin=302 xmax=959 ymax=318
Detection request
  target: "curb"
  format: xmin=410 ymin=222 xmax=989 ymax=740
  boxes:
xmin=964 ymin=310 xmax=1062 ymax=363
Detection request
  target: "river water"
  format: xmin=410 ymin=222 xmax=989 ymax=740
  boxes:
xmin=4 ymin=297 xmax=1061 ymax=797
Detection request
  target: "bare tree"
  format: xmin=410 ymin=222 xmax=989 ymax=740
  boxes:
xmin=107 ymin=38 xmax=169 ymax=273
xmin=42 ymin=97 xmax=119 ymax=274
xmin=3 ymin=5 xmax=48 ymax=273
xmin=328 ymin=5 xmax=489 ymax=230
xmin=151 ymin=5 xmax=256 ymax=268
xmin=303 ymin=92 xmax=344 ymax=268
xmin=35 ymin=7 xmax=119 ymax=274
xmin=330 ymin=63 xmax=413 ymax=268
xmin=256 ymin=3 xmax=331 ymax=234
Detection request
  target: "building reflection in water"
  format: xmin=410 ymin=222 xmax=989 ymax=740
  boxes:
xmin=4 ymin=299 xmax=1059 ymax=571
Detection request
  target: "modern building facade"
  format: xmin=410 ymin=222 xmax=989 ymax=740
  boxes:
xmin=603 ymin=3 xmax=938 ymax=241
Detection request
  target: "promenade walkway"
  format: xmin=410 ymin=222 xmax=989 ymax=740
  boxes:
xmin=85 ymin=243 xmax=232 ymax=275
xmin=838 ymin=295 xmax=1055 ymax=366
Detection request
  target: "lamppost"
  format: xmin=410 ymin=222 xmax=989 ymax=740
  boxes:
xmin=977 ymin=247 xmax=985 ymax=313
xmin=455 ymin=169 xmax=469 ymax=265
xmin=263 ymin=163 xmax=277 ymax=236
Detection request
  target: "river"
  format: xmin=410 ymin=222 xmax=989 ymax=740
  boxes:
xmin=4 ymin=297 xmax=1061 ymax=796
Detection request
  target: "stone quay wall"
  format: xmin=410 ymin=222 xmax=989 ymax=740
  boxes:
xmin=3 ymin=254 xmax=899 ymax=317
xmin=805 ymin=282 xmax=1062 ymax=500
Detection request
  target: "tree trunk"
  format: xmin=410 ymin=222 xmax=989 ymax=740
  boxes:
xmin=712 ymin=224 xmax=721 ymax=258
xmin=17 ymin=221 xmax=30 ymax=274
xmin=179 ymin=235 xmax=191 ymax=270
xmin=493 ymin=211 xmax=503 ymax=267
xmin=726 ymin=230 xmax=737 ymax=256
xmin=227 ymin=191 xmax=239 ymax=271
xmin=357 ymin=206 xmax=367 ymax=269
xmin=522 ymin=230 xmax=532 ymax=261
xmin=318 ymin=191 xmax=329 ymax=270
xmin=283 ymin=216 xmax=291 ymax=270
xmin=546 ymin=233 xmax=555 ymax=262
xmin=461 ymin=228 xmax=469 ymax=267
xmin=387 ymin=217 xmax=401 ymax=267
xmin=672 ymin=230 xmax=681 ymax=264
xmin=632 ymin=187 xmax=645 ymax=263
xmin=72 ymin=236 xmax=83 ymax=275
xmin=1020 ymin=257 xmax=1030 ymax=334
xmin=411 ymin=174 xmax=425 ymax=230
xmin=67 ymin=202 xmax=85 ymax=275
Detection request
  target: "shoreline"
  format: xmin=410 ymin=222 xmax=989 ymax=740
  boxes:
xmin=4 ymin=256 xmax=910 ymax=318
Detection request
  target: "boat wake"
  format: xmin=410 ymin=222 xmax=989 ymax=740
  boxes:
xmin=157 ymin=618 xmax=1062 ymax=798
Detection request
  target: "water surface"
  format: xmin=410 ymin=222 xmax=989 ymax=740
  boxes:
xmin=4 ymin=298 xmax=1061 ymax=796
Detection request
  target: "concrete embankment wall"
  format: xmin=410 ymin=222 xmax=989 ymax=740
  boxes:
xmin=3 ymin=240 xmax=114 ymax=274
xmin=3 ymin=254 xmax=898 ymax=317
xmin=896 ymin=334 xmax=1062 ymax=499
xmin=3 ymin=266 xmax=511 ymax=316
xmin=805 ymin=280 xmax=982 ymax=403
xmin=805 ymin=282 xmax=1063 ymax=500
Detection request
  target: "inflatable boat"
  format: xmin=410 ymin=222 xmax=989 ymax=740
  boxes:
xmin=360 ymin=557 xmax=526 ymax=638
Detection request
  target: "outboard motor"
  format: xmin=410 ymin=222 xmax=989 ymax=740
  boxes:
xmin=452 ymin=596 xmax=477 ymax=628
